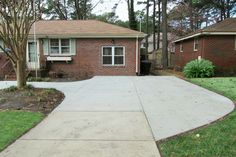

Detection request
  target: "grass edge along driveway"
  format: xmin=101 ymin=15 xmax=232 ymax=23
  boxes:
xmin=0 ymin=111 xmax=44 ymax=152
xmin=159 ymin=77 xmax=236 ymax=157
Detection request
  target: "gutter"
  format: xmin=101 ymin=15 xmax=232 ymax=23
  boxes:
xmin=28 ymin=34 xmax=147 ymax=39
xmin=173 ymin=31 xmax=236 ymax=43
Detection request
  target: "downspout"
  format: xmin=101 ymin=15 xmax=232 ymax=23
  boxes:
xmin=136 ymin=36 xmax=139 ymax=75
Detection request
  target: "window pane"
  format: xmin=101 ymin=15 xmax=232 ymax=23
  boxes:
xmin=114 ymin=56 xmax=124 ymax=65
xmin=28 ymin=42 xmax=36 ymax=62
xmin=61 ymin=39 xmax=70 ymax=46
xmin=103 ymin=56 xmax=112 ymax=65
xmin=103 ymin=47 xmax=112 ymax=55
xmin=50 ymin=39 xmax=59 ymax=46
xmin=51 ymin=47 xmax=59 ymax=54
xmin=115 ymin=47 xmax=124 ymax=55
xmin=61 ymin=47 xmax=70 ymax=54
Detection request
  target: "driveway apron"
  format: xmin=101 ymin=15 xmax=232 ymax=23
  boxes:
xmin=0 ymin=76 xmax=234 ymax=157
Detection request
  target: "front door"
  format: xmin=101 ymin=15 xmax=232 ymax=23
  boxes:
xmin=27 ymin=41 xmax=39 ymax=69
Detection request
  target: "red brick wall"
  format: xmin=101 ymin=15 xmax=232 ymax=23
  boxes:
xmin=174 ymin=37 xmax=202 ymax=70
xmin=0 ymin=53 xmax=13 ymax=79
xmin=174 ymin=35 xmax=236 ymax=75
xmin=45 ymin=38 xmax=139 ymax=78
xmin=203 ymin=35 xmax=236 ymax=74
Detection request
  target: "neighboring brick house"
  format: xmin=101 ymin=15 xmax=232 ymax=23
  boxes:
xmin=0 ymin=20 xmax=146 ymax=79
xmin=173 ymin=18 xmax=236 ymax=75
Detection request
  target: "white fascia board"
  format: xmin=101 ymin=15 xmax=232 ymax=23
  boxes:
xmin=29 ymin=34 xmax=147 ymax=39
xmin=173 ymin=33 xmax=201 ymax=43
xmin=173 ymin=31 xmax=236 ymax=43
xmin=202 ymin=32 xmax=236 ymax=35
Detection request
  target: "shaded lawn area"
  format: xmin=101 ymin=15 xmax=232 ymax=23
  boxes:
xmin=0 ymin=111 xmax=44 ymax=152
xmin=159 ymin=77 xmax=236 ymax=157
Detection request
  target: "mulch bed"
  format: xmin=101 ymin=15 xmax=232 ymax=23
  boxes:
xmin=0 ymin=87 xmax=64 ymax=115
xmin=155 ymin=69 xmax=185 ymax=78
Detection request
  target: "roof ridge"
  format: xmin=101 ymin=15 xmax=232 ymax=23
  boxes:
xmin=174 ymin=18 xmax=236 ymax=42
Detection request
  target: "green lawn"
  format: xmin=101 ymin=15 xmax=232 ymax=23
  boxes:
xmin=0 ymin=111 xmax=44 ymax=151
xmin=159 ymin=77 xmax=236 ymax=157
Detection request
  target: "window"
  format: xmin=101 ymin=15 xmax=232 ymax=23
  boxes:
xmin=0 ymin=39 xmax=4 ymax=53
xmin=170 ymin=43 xmax=175 ymax=53
xmin=50 ymin=39 xmax=70 ymax=55
xmin=102 ymin=46 xmax=125 ymax=66
xmin=180 ymin=42 xmax=183 ymax=52
xmin=194 ymin=38 xmax=199 ymax=51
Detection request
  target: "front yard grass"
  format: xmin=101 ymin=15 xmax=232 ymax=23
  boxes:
xmin=159 ymin=77 xmax=236 ymax=157
xmin=0 ymin=85 xmax=64 ymax=152
xmin=0 ymin=111 xmax=44 ymax=151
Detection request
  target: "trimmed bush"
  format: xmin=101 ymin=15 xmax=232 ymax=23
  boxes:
xmin=183 ymin=59 xmax=215 ymax=78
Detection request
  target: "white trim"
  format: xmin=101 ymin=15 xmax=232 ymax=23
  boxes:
xmin=174 ymin=33 xmax=201 ymax=43
xmin=26 ymin=40 xmax=40 ymax=70
xmin=204 ymin=32 xmax=236 ymax=35
xmin=102 ymin=46 xmax=125 ymax=66
xmin=174 ymin=32 xmax=236 ymax=43
xmin=29 ymin=35 xmax=147 ymax=39
xmin=49 ymin=38 xmax=71 ymax=56
xmin=46 ymin=56 xmax=72 ymax=61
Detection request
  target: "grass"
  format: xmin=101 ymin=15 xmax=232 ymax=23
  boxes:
xmin=0 ymin=111 xmax=44 ymax=152
xmin=159 ymin=77 xmax=236 ymax=157
xmin=189 ymin=77 xmax=236 ymax=101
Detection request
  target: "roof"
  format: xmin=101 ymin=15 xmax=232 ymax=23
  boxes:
xmin=29 ymin=20 xmax=146 ymax=38
xmin=174 ymin=18 xmax=236 ymax=42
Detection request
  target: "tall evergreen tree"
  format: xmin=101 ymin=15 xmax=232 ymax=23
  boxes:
xmin=127 ymin=0 xmax=138 ymax=30
xmin=162 ymin=0 xmax=168 ymax=68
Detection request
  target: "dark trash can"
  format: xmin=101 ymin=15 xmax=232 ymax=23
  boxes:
xmin=140 ymin=60 xmax=152 ymax=75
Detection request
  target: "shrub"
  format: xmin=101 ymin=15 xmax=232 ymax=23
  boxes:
xmin=27 ymin=77 xmax=51 ymax=82
xmin=183 ymin=59 xmax=215 ymax=78
xmin=3 ymin=86 xmax=18 ymax=92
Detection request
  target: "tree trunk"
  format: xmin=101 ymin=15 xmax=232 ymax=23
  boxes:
xmin=153 ymin=0 xmax=156 ymax=51
xmin=189 ymin=1 xmax=194 ymax=31
xmin=75 ymin=0 xmax=80 ymax=20
xmin=128 ymin=0 xmax=137 ymax=30
xmin=16 ymin=60 xmax=26 ymax=89
xmin=64 ymin=0 xmax=68 ymax=20
xmin=127 ymin=0 xmax=130 ymax=21
xmin=157 ymin=0 xmax=161 ymax=50
xmin=162 ymin=0 xmax=168 ymax=68
xmin=37 ymin=0 xmax=42 ymax=20
xmin=145 ymin=0 xmax=150 ymax=59
xmin=226 ymin=0 xmax=230 ymax=18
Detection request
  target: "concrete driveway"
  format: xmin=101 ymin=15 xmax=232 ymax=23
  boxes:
xmin=0 ymin=76 xmax=234 ymax=157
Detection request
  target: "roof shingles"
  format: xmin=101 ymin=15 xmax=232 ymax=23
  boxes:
xmin=29 ymin=20 xmax=146 ymax=38
xmin=174 ymin=18 xmax=236 ymax=42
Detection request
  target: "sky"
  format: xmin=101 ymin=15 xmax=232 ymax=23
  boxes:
xmin=91 ymin=0 xmax=174 ymax=21
xmin=91 ymin=0 xmax=147 ymax=21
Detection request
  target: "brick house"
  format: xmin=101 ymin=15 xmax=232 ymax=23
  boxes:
xmin=173 ymin=18 xmax=236 ymax=75
xmin=0 ymin=20 xmax=146 ymax=79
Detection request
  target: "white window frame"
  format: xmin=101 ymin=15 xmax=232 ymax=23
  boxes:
xmin=0 ymin=40 xmax=4 ymax=53
xmin=180 ymin=42 xmax=183 ymax=52
xmin=102 ymin=46 xmax=125 ymax=66
xmin=171 ymin=43 xmax=175 ymax=53
xmin=194 ymin=38 xmax=199 ymax=51
xmin=49 ymin=39 xmax=71 ymax=56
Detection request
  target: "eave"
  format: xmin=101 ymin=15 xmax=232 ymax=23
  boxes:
xmin=173 ymin=32 xmax=236 ymax=43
